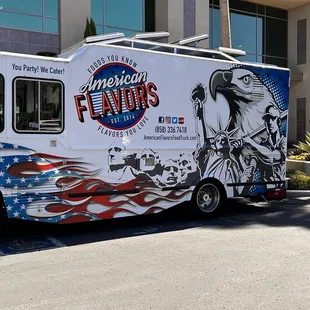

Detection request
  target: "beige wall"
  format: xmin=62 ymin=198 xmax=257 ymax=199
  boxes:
xmin=168 ymin=0 xmax=184 ymax=42
xmin=60 ymin=0 xmax=91 ymax=51
xmin=155 ymin=0 xmax=184 ymax=42
xmin=155 ymin=0 xmax=210 ymax=44
xmin=155 ymin=0 xmax=169 ymax=33
xmin=196 ymin=0 xmax=210 ymax=48
xmin=288 ymin=3 xmax=310 ymax=142
xmin=155 ymin=0 xmax=169 ymax=43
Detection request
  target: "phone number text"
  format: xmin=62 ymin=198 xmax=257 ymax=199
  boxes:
xmin=155 ymin=126 xmax=187 ymax=134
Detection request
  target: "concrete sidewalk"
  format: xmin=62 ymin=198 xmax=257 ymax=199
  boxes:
xmin=286 ymin=190 xmax=310 ymax=198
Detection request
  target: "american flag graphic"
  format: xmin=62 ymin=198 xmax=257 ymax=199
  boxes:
xmin=1 ymin=142 xmax=193 ymax=224
xmin=91 ymin=86 xmax=141 ymax=117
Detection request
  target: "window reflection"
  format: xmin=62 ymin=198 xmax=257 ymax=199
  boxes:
xmin=96 ymin=25 xmax=104 ymax=35
xmin=43 ymin=18 xmax=58 ymax=34
xmin=145 ymin=0 xmax=155 ymax=32
xmin=209 ymin=7 xmax=220 ymax=49
xmin=230 ymin=0 xmax=257 ymax=14
xmin=92 ymin=0 xmax=153 ymax=37
xmin=0 ymin=0 xmax=42 ymax=15
xmin=266 ymin=6 xmax=288 ymax=19
xmin=91 ymin=0 xmax=103 ymax=25
xmin=231 ymin=12 xmax=257 ymax=54
xmin=209 ymin=2 xmax=288 ymax=67
xmin=257 ymin=16 xmax=263 ymax=56
xmin=265 ymin=17 xmax=287 ymax=58
xmin=0 ymin=11 xmax=42 ymax=32
xmin=264 ymin=56 xmax=287 ymax=67
xmin=104 ymin=0 xmax=143 ymax=30
xmin=43 ymin=0 xmax=58 ymax=18
xmin=0 ymin=0 xmax=59 ymax=33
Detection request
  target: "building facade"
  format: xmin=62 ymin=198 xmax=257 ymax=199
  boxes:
xmin=0 ymin=0 xmax=59 ymax=55
xmin=0 ymin=0 xmax=308 ymax=143
xmin=61 ymin=0 xmax=156 ymax=52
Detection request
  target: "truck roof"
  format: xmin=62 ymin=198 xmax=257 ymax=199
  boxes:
xmin=58 ymin=32 xmax=241 ymax=63
xmin=57 ymin=32 xmax=289 ymax=71
xmin=0 ymin=31 xmax=289 ymax=71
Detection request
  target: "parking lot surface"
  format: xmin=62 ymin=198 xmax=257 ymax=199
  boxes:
xmin=0 ymin=195 xmax=310 ymax=310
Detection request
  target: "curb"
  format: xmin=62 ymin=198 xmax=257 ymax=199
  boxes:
xmin=286 ymin=178 xmax=310 ymax=198
xmin=286 ymin=190 xmax=310 ymax=198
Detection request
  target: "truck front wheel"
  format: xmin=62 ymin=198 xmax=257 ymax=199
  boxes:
xmin=192 ymin=181 xmax=225 ymax=216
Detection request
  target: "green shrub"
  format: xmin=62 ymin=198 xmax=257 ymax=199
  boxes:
xmin=286 ymin=169 xmax=310 ymax=190
xmin=288 ymin=153 xmax=310 ymax=161
xmin=294 ymin=132 xmax=310 ymax=154
xmin=288 ymin=146 xmax=310 ymax=161
xmin=288 ymin=132 xmax=310 ymax=161
xmin=84 ymin=17 xmax=97 ymax=38
xmin=288 ymin=148 xmax=303 ymax=156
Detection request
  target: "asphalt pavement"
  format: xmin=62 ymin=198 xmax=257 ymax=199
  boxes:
xmin=0 ymin=193 xmax=310 ymax=309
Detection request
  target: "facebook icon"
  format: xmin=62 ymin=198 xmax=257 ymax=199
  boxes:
xmin=158 ymin=116 xmax=164 ymax=123
xmin=172 ymin=117 xmax=178 ymax=124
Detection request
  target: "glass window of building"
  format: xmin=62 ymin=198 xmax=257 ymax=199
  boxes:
xmin=209 ymin=0 xmax=288 ymax=67
xmin=91 ymin=0 xmax=155 ymax=36
xmin=0 ymin=0 xmax=59 ymax=34
xmin=105 ymin=0 xmax=143 ymax=30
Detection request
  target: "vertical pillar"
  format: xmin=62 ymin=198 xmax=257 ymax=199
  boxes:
xmin=195 ymin=0 xmax=210 ymax=47
xmin=184 ymin=0 xmax=196 ymax=38
xmin=59 ymin=0 xmax=91 ymax=51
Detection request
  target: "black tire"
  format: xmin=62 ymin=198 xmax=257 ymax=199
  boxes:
xmin=191 ymin=180 xmax=226 ymax=217
xmin=0 ymin=216 xmax=8 ymax=237
xmin=0 ymin=194 xmax=8 ymax=237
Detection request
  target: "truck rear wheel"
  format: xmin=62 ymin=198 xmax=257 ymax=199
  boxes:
xmin=192 ymin=181 xmax=225 ymax=216
xmin=0 ymin=193 xmax=8 ymax=236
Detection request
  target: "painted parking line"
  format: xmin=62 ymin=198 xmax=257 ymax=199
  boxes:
xmin=0 ymin=235 xmax=66 ymax=256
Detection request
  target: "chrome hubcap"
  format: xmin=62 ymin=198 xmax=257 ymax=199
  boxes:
xmin=196 ymin=183 xmax=220 ymax=213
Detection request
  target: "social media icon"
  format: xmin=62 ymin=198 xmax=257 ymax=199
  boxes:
xmin=179 ymin=117 xmax=184 ymax=124
xmin=172 ymin=117 xmax=178 ymax=124
xmin=159 ymin=116 xmax=164 ymax=123
xmin=165 ymin=117 xmax=171 ymax=124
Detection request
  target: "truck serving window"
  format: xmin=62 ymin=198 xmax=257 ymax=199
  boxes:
xmin=13 ymin=78 xmax=63 ymax=134
xmin=0 ymin=75 xmax=3 ymax=133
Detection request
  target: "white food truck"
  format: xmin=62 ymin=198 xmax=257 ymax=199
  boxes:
xmin=0 ymin=32 xmax=290 ymax=227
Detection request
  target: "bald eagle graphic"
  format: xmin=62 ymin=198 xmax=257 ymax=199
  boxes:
xmin=209 ymin=68 xmax=278 ymax=139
